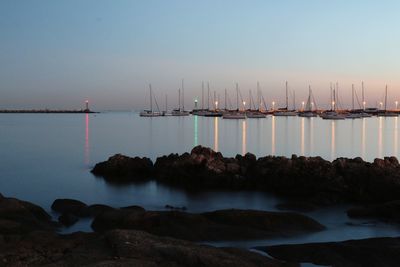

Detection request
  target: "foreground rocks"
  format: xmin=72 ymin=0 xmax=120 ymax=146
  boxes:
xmin=92 ymin=208 xmax=325 ymax=241
xmin=0 ymin=229 xmax=287 ymax=267
xmin=0 ymin=194 xmax=291 ymax=266
xmin=92 ymin=146 xmax=400 ymax=205
xmin=258 ymin=237 xmax=400 ymax=267
xmin=0 ymin=193 xmax=56 ymax=235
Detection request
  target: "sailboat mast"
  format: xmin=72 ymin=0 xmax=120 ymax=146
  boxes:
xmin=214 ymin=91 xmax=217 ymax=110
xmin=178 ymin=88 xmax=181 ymax=111
xmin=249 ymin=90 xmax=252 ymax=110
xmin=352 ymin=84 xmax=354 ymax=110
xmin=293 ymin=90 xmax=296 ymax=111
xmin=385 ymin=85 xmax=388 ymax=111
xmin=336 ymin=82 xmax=339 ymax=110
xmin=182 ymin=79 xmax=185 ymax=111
xmin=207 ymin=82 xmax=210 ymax=110
xmin=202 ymin=81 xmax=204 ymax=110
xmin=285 ymin=81 xmax=288 ymax=109
xmin=257 ymin=81 xmax=260 ymax=111
xmin=236 ymin=83 xmax=239 ymax=111
xmin=149 ymin=84 xmax=153 ymax=112
xmin=224 ymin=88 xmax=227 ymax=110
xmin=362 ymin=81 xmax=365 ymax=110
xmin=165 ymin=94 xmax=168 ymax=112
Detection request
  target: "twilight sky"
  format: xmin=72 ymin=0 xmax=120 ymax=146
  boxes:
xmin=1 ymin=0 xmax=400 ymax=110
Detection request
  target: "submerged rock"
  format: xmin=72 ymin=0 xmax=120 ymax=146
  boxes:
xmin=51 ymin=199 xmax=89 ymax=217
xmin=92 ymin=208 xmax=324 ymax=241
xmin=258 ymin=237 xmax=400 ymax=267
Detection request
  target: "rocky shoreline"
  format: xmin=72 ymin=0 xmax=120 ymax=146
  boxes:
xmin=1 ymin=193 xmax=400 ymax=266
xmin=92 ymin=145 xmax=400 ymax=207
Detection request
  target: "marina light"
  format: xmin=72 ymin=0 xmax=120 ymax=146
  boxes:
xmin=301 ymin=101 xmax=305 ymax=111
xmin=243 ymin=101 xmax=246 ymax=107
xmin=272 ymin=101 xmax=275 ymax=110
xmin=380 ymin=102 xmax=383 ymax=109
xmin=396 ymin=101 xmax=398 ymax=109
xmin=215 ymin=101 xmax=218 ymax=108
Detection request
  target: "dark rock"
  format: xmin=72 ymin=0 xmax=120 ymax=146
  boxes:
xmin=51 ymin=199 xmax=89 ymax=217
xmin=165 ymin=204 xmax=187 ymax=211
xmin=258 ymin=237 xmax=400 ymax=267
xmin=0 ymin=230 xmax=285 ymax=267
xmin=0 ymin=195 xmax=55 ymax=235
xmin=91 ymin=154 xmax=153 ymax=182
xmin=86 ymin=204 xmax=115 ymax=217
xmin=120 ymin=205 xmax=146 ymax=212
xmin=93 ymin=146 xmax=400 ymax=205
xmin=58 ymin=213 xmax=79 ymax=227
xmin=347 ymin=200 xmax=400 ymax=222
xmin=92 ymin=208 xmax=324 ymax=241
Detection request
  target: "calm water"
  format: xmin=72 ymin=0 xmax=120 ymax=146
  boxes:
xmin=0 ymin=112 xmax=399 ymax=245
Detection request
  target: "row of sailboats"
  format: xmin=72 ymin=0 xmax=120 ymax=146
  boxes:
xmin=141 ymin=81 xmax=399 ymax=119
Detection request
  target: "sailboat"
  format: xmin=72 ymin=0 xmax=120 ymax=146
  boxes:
xmin=274 ymin=81 xmax=297 ymax=116
xmin=140 ymin=84 xmax=162 ymax=117
xmin=162 ymin=94 xmax=172 ymax=116
xmin=298 ymin=86 xmax=317 ymax=117
xmin=345 ymin=84 xmax=363 ymax=119
xmin=204 ymin=89 xmax=223 ymax=117
xmin=247 ymin=82 xmax=267 ymax=118
xmin=172 ymin=79 xmax=190 ymax=116
xmin=223 ymin=84 xmax=246 ymax=119
xmin=378 ymin=85 xmax=398 ymax=117
xmin=320 ymin=83 xmax=345 ymax=120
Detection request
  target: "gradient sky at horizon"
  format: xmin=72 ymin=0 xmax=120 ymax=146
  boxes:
xmin=1 ymin=0 xmax=400 ymax=110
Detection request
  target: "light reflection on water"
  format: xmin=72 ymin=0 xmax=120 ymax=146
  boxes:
xmin=1 ymin=112 xmax=400 ymax=245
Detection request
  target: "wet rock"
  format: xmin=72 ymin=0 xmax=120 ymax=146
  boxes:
xmin=93 ymin=146 xmax=400 ymax=205
xmin=347 ymin=200 xmax=400 ymax=222
xmin=165 ymin=204 xmax=187 ymax=211
xmin=86 ymin=204 xmax=115 ymax=217
xmin=91 ymin=154 xmax=153 ymax=182
xmin=258 ymin=237 xmax=400 ymax=267
xmin=92 ymin=208 xmax=324 ymax=241
xmin=0 ymin=195 xmax=55 ymax=235
xmin=58 ymin=213 xmax=79 ymax=227
xmin=51 ymin=199 xmax=89 ymax=217
xmin=0 ymin=230 xmax=285 ymax=267
xmin=120 ymin=205 xmax=146 ymax=212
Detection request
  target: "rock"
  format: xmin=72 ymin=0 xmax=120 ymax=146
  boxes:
xmin=86 ymin=204 xmax=115 ymax=217
xmin=0 ymin=195 xmax=55 ymax=235
xmin=51 ymin=199 xmax=89 ymax=217
xmin=347 ymin=200 xmax=400 ymax=222
xmin=258 ymin=237 xmax=400 ymax=267
xmin=0 ymin=230 xmax=285 ymax=267
xmin=58 ymin=213 xmax=79 ymax=227
xmin=165 ymin=204 xmax=187 ymax=211
xmin=120 ymin=205 xmax=146 ymax=212
xmin=92 ymin=208 xmax=324 ymax=241
xmin=93 ymin=146 xmax=400 ymax=205
xmin=91 ymin=154 xmax=153 ymax=182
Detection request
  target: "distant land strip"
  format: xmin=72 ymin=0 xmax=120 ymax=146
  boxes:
xmin=0 ymin=109 xmax=97 ymax=114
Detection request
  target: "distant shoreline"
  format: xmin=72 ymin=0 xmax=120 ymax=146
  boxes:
xmin=0 ymin=109 xmax=98 ymax=114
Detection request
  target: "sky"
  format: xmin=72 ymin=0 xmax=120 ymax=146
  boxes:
xmin=1 ymin=0 xmax=400 ymax=110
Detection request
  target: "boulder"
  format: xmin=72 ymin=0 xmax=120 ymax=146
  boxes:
xmin=91 ymin=154 xmax=153 ymax=182
xmin=258 ymin=237 xmax=400 ymax=267
xmin=0 ymin=195 xmax=55 ymax=235
xmin=51 ymin=199 xmax=89 ymax=217
xmin=58 ymin=213 xmax=79 ymax=227
xmin=92 ymin=208 xmax=324 ymax=241
xmin=347 ymin=200 xmax=400 ymax=222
